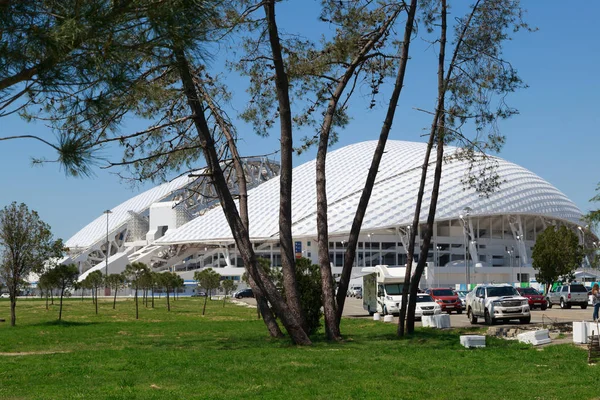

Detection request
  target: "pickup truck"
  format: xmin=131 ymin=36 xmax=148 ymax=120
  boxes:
xmin=546 ymin=283 xmax=588 ymax=309
xmin=466 ymin=284 xmax=530 ymax=325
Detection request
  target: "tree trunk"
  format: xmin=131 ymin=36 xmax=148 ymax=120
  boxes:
xmin=113 ymin=287 xmax=118 ymax=309
xmin=202 ymin=292 xmax=207 ymax=316
xmin=263 ymin=0 xmax=306 ymax=334
xmin=173 ymin=48 xmax=310 ymax=345
xmin=331 ymin=0 xmax=418 ymax=328
xmin=135 ymin=287 xmax=139 ymax=320
xmin=10 ymin=297 xmax=16 ymax=326
xmin=256 ymin=294 xmax=284 ymax=338
xmin=45 ymin=291 xmax=49 ymax=310
xmin=151 ymin=288 xmax=155 ymax=308
xmin=166 ymin=287 xmax=171 ymax=312
xmin=58 ymin=288 xmax=64 ymax=321
xmin=95 ymin=287 xmax=98 ymax=315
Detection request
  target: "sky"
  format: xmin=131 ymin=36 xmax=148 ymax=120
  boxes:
xmin=1 ymin=1 xmax=599 ymax=242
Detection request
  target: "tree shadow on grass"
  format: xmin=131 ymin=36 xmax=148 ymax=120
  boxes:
xmin=30 ymin=320 xmax=100 ymax=328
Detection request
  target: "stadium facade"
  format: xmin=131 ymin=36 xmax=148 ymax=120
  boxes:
xmin=62 ymin=141 xmax=589 ymax=291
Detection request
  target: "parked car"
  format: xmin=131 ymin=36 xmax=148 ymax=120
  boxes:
xmin=0 ymin=293 xmax=9 ymax=298
xmin=465 ymin=284 xmax=530 ymax=325
xmin=589 ymin=290 xmax=594 ymax=306
xmin=191 ymin=291 xmax=207 ymax=297
xmin=516 ymin=287 xmax=547 ymax=310
xmin=235 ymin=288 xmax=254 ymax=299
xmin=425 ymin=288 xmax=463 ymax=314
xmin=354 ymin=287 xmax=363 ymax=299
xmin=455 ymin=290 xmax=468 ymax=310
xmin=546 ymin=283 xmax=588 ymax=309
xmin=414 ymin=294 xmax=442 ymax=320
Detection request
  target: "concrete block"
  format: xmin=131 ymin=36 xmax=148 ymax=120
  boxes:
xmin=422 ymin=315 xmax=435 ymax=327
xmin=383 ymin=314 xmax=394 ymax=323
xmin=573 ymin=321 xmax=588 ymax=344
xmin=433 ymin=313 xmax=451 ymax=328
xmin=460 ymin=335 xmax=486 ymax=348
xmin=517 ymin=329 xmax=551 ymax=346
xmin=373 ymin=312 xmax=381 ymax=321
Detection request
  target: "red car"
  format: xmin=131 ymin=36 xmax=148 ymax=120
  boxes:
xmin=426 ymin=288 xmax=463 ymax=314
xmin=516 ymin=287 xmax=547 ymax=310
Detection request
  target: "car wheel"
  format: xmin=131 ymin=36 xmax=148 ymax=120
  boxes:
xmin=367 ymin=305 xmax=374 ymax=316
xmin=582 ymin=304 xmax=588 ymax=310
xmin=235 ymin=295 xmax=241 ymax=299
xmin=484 ymin=309 xmax=494 ymax=326
xmin=546 ymin=298 xmax=552 ymax=309
xmin=560 ymin=298 xmax=566 ymax=309
xmin=457 ymin=309 xmax=463 ymax=315
xmin=468 ymin=308 xmax=478 ymax=324
xmin=541 ymin=303 xmax=547 ymax=311
xmin=520 ymin=316 xmax=531 ymax=324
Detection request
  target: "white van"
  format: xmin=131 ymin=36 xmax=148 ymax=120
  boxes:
xmin=362 ymin=265 xmax=406 ymax=315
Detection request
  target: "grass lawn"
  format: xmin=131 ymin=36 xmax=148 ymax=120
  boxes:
xmin=0 ymin=296 xmax=598 ymax=400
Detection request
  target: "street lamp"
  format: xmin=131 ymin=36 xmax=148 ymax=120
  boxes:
xmin=367 ymin=233 xmax=373 ymax=266
xmin=459 ymin=207 xmax=471 ymax=287
xmin=516 ymin=234 xmax=522 ymax=285
xmin=506 ymin=246 xmax=514 ymax=283
xmin=103 ymin=210 xmax=112 ymax=276
xmin=435 ymin=245 xmax=442 ymax=288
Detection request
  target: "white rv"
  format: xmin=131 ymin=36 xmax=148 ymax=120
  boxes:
xmin=362 ymin=265 xmax=406 ymax=316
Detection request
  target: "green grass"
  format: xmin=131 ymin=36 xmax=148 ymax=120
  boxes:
xmin=0 ymin=297 xmax=598 ymax=400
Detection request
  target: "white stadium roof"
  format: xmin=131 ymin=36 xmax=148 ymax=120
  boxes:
xmin=65 ymin=174 xmax=191 ymax=249
xmin=155 ymin=140 xmax=582 ymax=245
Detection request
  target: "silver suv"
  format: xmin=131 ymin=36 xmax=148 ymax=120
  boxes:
xmin=546 ymin=283 xmax=588 ymax=309
xmin=465 ymin=284 xmax=530 ymax=325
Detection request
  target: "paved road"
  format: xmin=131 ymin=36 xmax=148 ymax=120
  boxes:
xmin=238 ymin=296 xmax=595 ymax=328
xmin=342 ymin=297 xmax=594 ymax=327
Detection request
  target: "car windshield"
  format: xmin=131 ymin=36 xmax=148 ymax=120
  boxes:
xmin=432 ymin=289 xmax=455 ymax=296
xmin=384 ymin=284 xmax=404 ymax=295
xmin=487 ymin=286 xmax=518 ymax=297
xmin=416 ymin=295 xmax=434 ymax=303
xmin=570 ymin=285 xmax=587 ymax=293
xmin=519 ymin=288 xmax=539 ymax=295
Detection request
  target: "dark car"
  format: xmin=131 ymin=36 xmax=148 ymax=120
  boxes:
xmin=235 ymin=288 xmax=254 ymax=299
xmin=516 ymin=287 xmax=547 ymax=310
xmin=425 ymin=288 xmax=463 ymax=314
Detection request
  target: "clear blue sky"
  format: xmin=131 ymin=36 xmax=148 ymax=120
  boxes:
xmin=1 ymin=1 xmax=599 ymax=242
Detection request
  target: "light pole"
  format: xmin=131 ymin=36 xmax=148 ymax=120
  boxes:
xmin=459 ymin=207 xmax=471 ymax=288
xmin=103 ymin=210 xmax=112 ymax=276
xmin=435 ymin=245 xmax=442 ymax=288
xmin=367 ymin=233 xmax=372 ymax=266
xmin=578 ymin=226 xmax=587 ymax=282
xmin=516 ymin=234 xmax=522 ymax=286
xmin=507 ymin=246 xmax=514 ymax=283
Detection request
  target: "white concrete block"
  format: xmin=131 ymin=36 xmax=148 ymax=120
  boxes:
xmin=373 ymin=312 xmax=381 ymax=321
xmin=460 ymin=335 xmax=486 ymax=348
xmin=517 ymin=329 xmax=551 ymax=346
xmin=383 ymin=314 xmax=394 ymax=323
xmin=573 ymin=322 xmax=588 ymax=344
xmin=421 ymin=315 xmax=435 ymax=327
xmin=433 ymin=313 xmax=451 ymax=328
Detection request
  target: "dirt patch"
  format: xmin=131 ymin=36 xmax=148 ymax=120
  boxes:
xmin=0 ymin=350 xmax=71 ymax=356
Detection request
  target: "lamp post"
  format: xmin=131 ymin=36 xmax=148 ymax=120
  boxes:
xmin=435 ymin=245 xmax=442 ymax=288
xmin=103 ymin=210 xmax=112 ymax=276
xmin=459 ymin=207 xmax=471 ymax=288
xmin=367 ymin=233 xmax=372 ymax=266
xmin=507 ymin=246 xmax=514 ymax=283
xmin=578 ymin=226 xmax=587 ymax=282
xmin=516 ymin=234 xmax=522 ymax=286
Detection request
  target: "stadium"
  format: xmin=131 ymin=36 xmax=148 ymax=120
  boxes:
xmin=62 ymin=140 xmax=589 ymax=292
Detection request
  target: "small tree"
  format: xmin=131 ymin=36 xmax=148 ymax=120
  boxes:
xmin=38 ymin=271 xmax=53 ymax=310
xmin=221 ymin=279 xmax=237 ymax=308
xmin=105 ymin=273 xmax=126 ymax=310
xmin=532 ymin=226 xmax=583 ymax=294
xmin=157 ymin=272 xmax=179 ymax=312
xmin=0 ymin=202 xmax=63 ymax=326
xmin=86 ymin=271 xmax=104 ymax=315
xmin=194 ymin=268 xmax=221 ymax=316
xmin=292 ymin=258 xmax=323 ymax=336
xmin=49 ymin=264 xmax=79 ymax=321
xmin=123 ymin=262 xmax=149 ymax=320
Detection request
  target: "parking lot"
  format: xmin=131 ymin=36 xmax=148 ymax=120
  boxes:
xmin=238 ymin=296 xmax=595 ymax=328
xmin=341 ymin=296 xmax=594 ymax=327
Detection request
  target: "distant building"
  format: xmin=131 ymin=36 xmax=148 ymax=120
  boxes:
xmin=62 ymin=141 xmax=587 ymax=291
